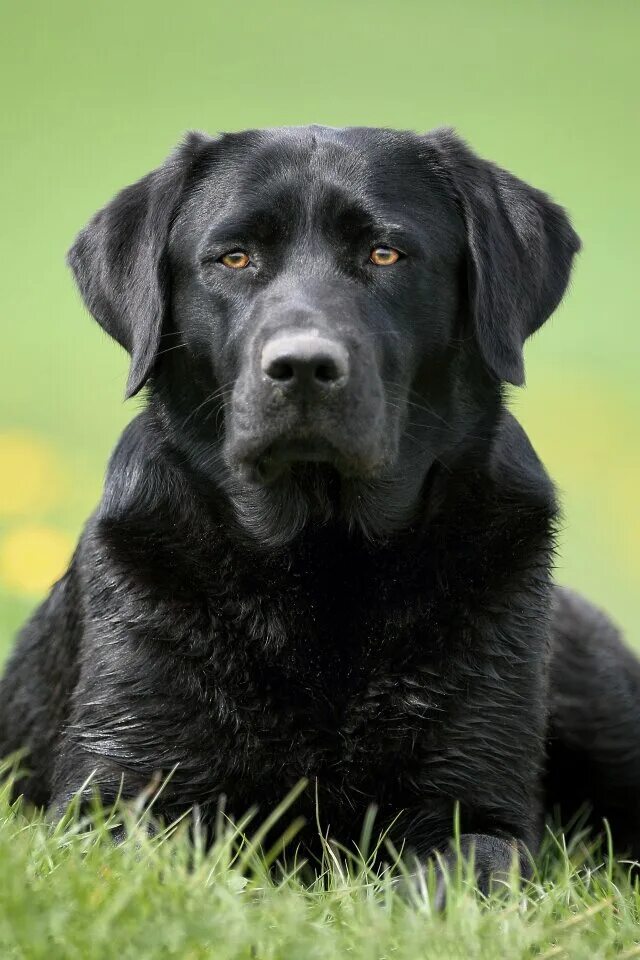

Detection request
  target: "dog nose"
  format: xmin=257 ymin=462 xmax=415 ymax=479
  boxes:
xmin=261 ymin=332 xmax=350 ymax=389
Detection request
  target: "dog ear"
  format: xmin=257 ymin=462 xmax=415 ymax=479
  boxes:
xmin=426 ymin=129 xmax=581 ymax=385
xmin=67 ymin=132 xmax=208 ymax=398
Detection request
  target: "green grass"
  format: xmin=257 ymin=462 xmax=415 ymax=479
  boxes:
xmin=1 ymin=766 xmax=639 ymax=960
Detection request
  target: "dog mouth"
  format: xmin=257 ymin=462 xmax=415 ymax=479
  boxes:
xmin=258 ymin=437 xmax=337 ymax=478
xmin=232 ymin=434 xmax=384 ymax=485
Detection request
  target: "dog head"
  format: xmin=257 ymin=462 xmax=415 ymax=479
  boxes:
xmin=69 ymin=126 xmax=579 ymax=545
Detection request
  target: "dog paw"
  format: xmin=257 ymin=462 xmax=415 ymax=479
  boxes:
xmin=397 ymin=833 xmax=529 ymax=910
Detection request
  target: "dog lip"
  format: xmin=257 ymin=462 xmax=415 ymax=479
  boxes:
xmin=252 ymin=437 xmax=343 ymax=484
xmin=245 ymin=438 xmax=338 ymax=485
xmin=229 ymin=432 xmax=386 ymax=484
xmin=264 ymin=437 xmax=338 ymax=464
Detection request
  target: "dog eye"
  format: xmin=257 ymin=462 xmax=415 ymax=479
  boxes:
xmin=219 ymin=250 xmax=251 ymax=269
xmin=369 ymin=246 xmax=401 ymax=266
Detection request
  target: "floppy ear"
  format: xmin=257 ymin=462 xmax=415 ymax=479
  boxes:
xmin=67 ymin=132 xmax=208 ymax=398
xmin=426 ymin=129 xmax=581 ymax=385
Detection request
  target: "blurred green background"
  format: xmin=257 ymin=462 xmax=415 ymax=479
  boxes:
xmin=0 ymin=0 xmax=638 ymax=656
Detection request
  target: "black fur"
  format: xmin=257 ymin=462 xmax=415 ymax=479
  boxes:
xmin=2 ymin=126 xmax=639 ymax=890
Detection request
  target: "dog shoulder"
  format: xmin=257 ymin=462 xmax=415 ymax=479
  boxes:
xmin=98 ymin=412 xmax=169 ymax=521
xmin=490 ymin=410 xmax=557 ymax=513
xmin=435 ymin=411 xmax=558 ymax=609
xmin=78 ymin=413 xmax=196 ymax=587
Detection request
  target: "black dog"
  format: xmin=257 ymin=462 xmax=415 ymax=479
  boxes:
xmin=2 ymin=126 xmax=639 ymax=890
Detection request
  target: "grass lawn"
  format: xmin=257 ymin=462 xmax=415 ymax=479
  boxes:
xmin=1 ymin=769 xmax=639 ymax=960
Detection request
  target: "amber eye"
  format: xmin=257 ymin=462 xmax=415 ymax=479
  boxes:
xmin=369 ymin=246 xmax=401 ymax=266
xmin=220 ymin=250 xmax=251 ymax=269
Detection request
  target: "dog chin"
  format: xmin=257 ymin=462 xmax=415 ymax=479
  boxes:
xmin=223 ymin=454 xmax=423 ymax=550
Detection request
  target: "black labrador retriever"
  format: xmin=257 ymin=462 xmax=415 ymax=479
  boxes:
xmin=2 ymin=126 xmax=639 ymax=891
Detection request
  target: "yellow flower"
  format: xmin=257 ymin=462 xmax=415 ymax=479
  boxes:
xmin=0 ymin=525 xmax=73 ymax=596
xmin=0 ymin=434 xmax=67 ymax=518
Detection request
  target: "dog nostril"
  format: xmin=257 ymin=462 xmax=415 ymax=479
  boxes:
xmin=266 ymin=359 xmax=295 ymax=382
xmin=261 ymin=333 xmax=350 ymax=389
xmin=314 ymin=361 xmax=340 ymax=383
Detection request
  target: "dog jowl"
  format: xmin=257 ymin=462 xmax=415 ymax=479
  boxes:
xmin=2 ymin=126 xmax=639 ymax=898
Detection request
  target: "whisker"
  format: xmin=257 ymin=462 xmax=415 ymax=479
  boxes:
xmin=386 ymin=382 xmax=491 ymax=439
xmin=154 ymin=342 xmax=189 ymax=360
xmin=181 ymin=380 xmax=235 ymax=430
xmin=158 ymin=330 xmax=184 ymax=341
xmin=384 ymin=382 xmax=454 ymax=429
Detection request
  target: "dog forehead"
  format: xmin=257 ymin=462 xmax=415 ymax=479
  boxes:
xmin=175 ymin=125 xmax=440 ymax=244
xmin=219 ymin=124 xmax=409 ymax=181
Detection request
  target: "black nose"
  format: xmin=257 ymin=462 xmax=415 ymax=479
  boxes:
xmin=261 ymin=332 xmax=350 ymax=389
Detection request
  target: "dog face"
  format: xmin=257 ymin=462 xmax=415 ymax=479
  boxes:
xmin=68 ymin=126 xmax=579 ymax=545
xmin=169 ymin=129 xmax=466 ymax=485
